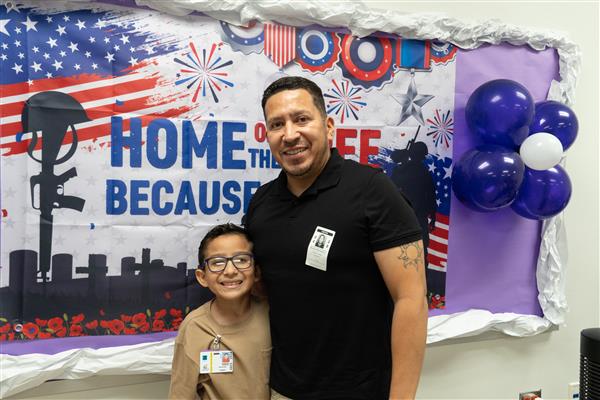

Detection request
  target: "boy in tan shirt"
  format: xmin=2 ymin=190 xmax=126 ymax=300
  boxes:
xmin=169 ymin=223 xmax=271 ymax=399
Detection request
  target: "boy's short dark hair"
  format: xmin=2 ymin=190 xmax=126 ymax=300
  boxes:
xmin=197 ymin=223 xmax=252 ymax=268
xmin=261 ymin=76 xmax=327 ymax=118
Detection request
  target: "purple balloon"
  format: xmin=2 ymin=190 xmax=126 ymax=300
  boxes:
xmin=452 ymin=144 xmax=525 ymax=212
xmin=511 ymin=165 xmax=572 ymax=220
xmin=529 ymin=100 xmax=579 ymax=150
xmin=466 ymin=79 xmax=535 ymax=149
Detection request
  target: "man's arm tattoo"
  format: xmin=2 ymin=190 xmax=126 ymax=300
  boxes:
xmin=396 ymin=241 xmax=423 ymax=270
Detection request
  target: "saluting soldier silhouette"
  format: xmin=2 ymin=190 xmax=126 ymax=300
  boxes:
xmin=390 ymin=128 xmax=437 ymax=268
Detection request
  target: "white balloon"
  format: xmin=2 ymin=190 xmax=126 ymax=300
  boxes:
xmin=519 ymin=132 xmax=564 ymax=170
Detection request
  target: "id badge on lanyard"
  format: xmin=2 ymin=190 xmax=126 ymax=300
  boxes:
xmin=200 ymin=334 xmax=234 ymax=374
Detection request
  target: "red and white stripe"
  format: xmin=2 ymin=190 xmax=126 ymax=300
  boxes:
xmin=264 ymin=23 xmax=296 ymax=69
xmin=0 ymin=71 xmax=189 ymax=157
xmin=427 ymin=212 xmax=449 ymax=272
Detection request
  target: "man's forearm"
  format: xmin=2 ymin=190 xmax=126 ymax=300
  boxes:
xmin=388 ymin=295 xmax=428 ymax=399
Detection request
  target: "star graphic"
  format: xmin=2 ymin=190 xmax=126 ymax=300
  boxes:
xmin=75 ymin=19 xmax=86 ymax=30
xmin=392 ymin=76 xmax=434 ymax=126
xmin=68 ymin=41 xmax=79 ymax=52
xmin=443 ymin=164 xmax=452 ymax=179
xmin=4 ymin=2 xmax=20 ymax=13
xmin=11 ymin=62 xmax=23 ymax=74
xmin=0 ymin=19 xmax=9 ymax=36
xmin=55 ymin=25 xmax=66 ymax=36
xmin=52 ymin=59 xmax=63 ymax=70
xmin=104 ymin=51 xmax=115 ymax=62
xmin=31 ymin=61 xmax=42 ymax=72
xmin=21 ymin=16 xmax=38 ymax=32
xmin=46 ymin=37 xmax=58 ymax=48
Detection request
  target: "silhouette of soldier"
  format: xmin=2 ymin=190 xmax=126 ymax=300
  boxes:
xmin=22 ymin=91 xmax=88 ymax=283
xmin=390 ymin=129 xmax=437 ymax=266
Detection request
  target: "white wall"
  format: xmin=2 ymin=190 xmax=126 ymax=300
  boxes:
xmin=9 ymin=2 xmax=599 ymax=399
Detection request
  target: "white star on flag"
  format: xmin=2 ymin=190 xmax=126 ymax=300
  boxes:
xmin=46 ymin=37 xmax=58 ymax=48
xmin=31 ymin=61 xmax=42 ymax=72
xmin=21 ymin=16 xmax=38 ymax=31
xmin=52 ymin=59 xmax=63 ymax=70
xmin=11 ymin=63 xmax=23 ymax=74
xmin=0 ymin=19 xmax=9 ymax=36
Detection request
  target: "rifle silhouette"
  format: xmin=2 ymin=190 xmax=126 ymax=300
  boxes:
xmin=22 ymin=92 xmax=89 ymax=283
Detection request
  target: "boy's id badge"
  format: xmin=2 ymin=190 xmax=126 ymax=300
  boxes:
xmin=305 ymin=226 xmax=335 ymax=272
xmin=199 ymin=350 xmax=234 ymax=374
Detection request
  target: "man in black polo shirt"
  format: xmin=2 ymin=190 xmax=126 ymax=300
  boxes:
xmin=244 ymin=76 xmax=428 ymax=400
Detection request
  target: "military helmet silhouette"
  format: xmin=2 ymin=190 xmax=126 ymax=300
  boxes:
xmin=409 ymin=142 xmax=428 ymax=161
xmin=21 ymin=91 xmax=91 ymax=165
xmin=21 ymin=91 xmax=90 ymax=134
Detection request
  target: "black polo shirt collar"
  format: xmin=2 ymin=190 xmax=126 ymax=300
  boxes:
xmin=273 ymin=148 xmax=343 ymax=199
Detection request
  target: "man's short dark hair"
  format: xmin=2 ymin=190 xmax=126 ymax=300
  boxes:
xmin=197 ymin=223 xmax=252 ymax=268
xmin=261 ymin=76 xmax=327 ymax=118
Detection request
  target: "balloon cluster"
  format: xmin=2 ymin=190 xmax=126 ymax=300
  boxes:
xmin=452 ymin=79 xmax=578 ymax=220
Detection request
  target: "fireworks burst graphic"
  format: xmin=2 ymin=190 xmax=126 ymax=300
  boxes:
xmin=324 ymin=79 xmax=366 ymax=123
xmin=426 ymin=109 xmax=454 ymax=149
xmin=174 ymin=42 xmax=234 ymax=103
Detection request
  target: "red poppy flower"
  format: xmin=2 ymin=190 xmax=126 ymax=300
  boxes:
xmin=48 ymin=317 xmax=64 ymax=331
xmin=85 ymin=320 xmax=98 ymax=330
xmin=55 ymin=327 xmax=67 ymax=337
xmin=0 ymin=334 xmax=6 ymax=341
xmin=132 ymin=313 xmax=147 ymax=325
xmin=152 ymin=319 xmax=165 ymax=332
xmin=35 ymin=318 xmax=48 ymax=327
xmin=22 ymin=322 xmax=40 ymax=339
xmin=108 ymin=319 xmax=125 ymax=335
xmin=139 ymin=322 xmax=150 ymax=333
xmin=100 ymin=320 xmax=110 ymax=329
xmin=120 ymin=314 xmax=132 ymax=323
xmin=124 ymin=327 xmax=136 ymax=335
xmin=0 ymin=323 xmax=11 ymax=334
xmin=169 ymin=308 xmax=182 ymax=318
xmin=8 ymin=333 xmax=15 ymax=341
xmin=70 ymin=325 xmax=84 ymax=337
xmin=71 ymin=313 xmax=85 ymax=324
xmin=38 ymin=331 xmax=52 ymax=339
xmin=154 ymin=309 xmax=167 ymax=319
xmin=171 ymin=318 xmax=183 ymax=330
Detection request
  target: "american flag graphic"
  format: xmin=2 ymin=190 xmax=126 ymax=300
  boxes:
xmin=425 ymin=155 xmax=452 ymax=272
xmin=264 ymin=23 xmax=296 ymax=69
xmin=0 ymin=6 xmax=184 ymax=156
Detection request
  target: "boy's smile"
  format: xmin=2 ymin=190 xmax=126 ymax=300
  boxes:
xmin=196 ymin=233 xmax=258 ymax=302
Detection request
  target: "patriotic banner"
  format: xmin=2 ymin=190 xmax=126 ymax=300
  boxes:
xmin=0 ymin=0 xmax=577 ymax=396
xmin=0 ymin=2 xmax=455 ymax=346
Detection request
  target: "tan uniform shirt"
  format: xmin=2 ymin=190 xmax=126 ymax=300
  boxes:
xmin=168 ymin=298 xmax=271 ymax=400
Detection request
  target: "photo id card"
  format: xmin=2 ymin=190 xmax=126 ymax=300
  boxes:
xmin=305 ymin=226 xmax=336 ymax=272
xmin=199 ymin=350 xmax=234 ymax=374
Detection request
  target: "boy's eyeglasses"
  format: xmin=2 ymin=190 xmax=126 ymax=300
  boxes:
xmin=203 ymin=253 xmax=254 ymax=273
